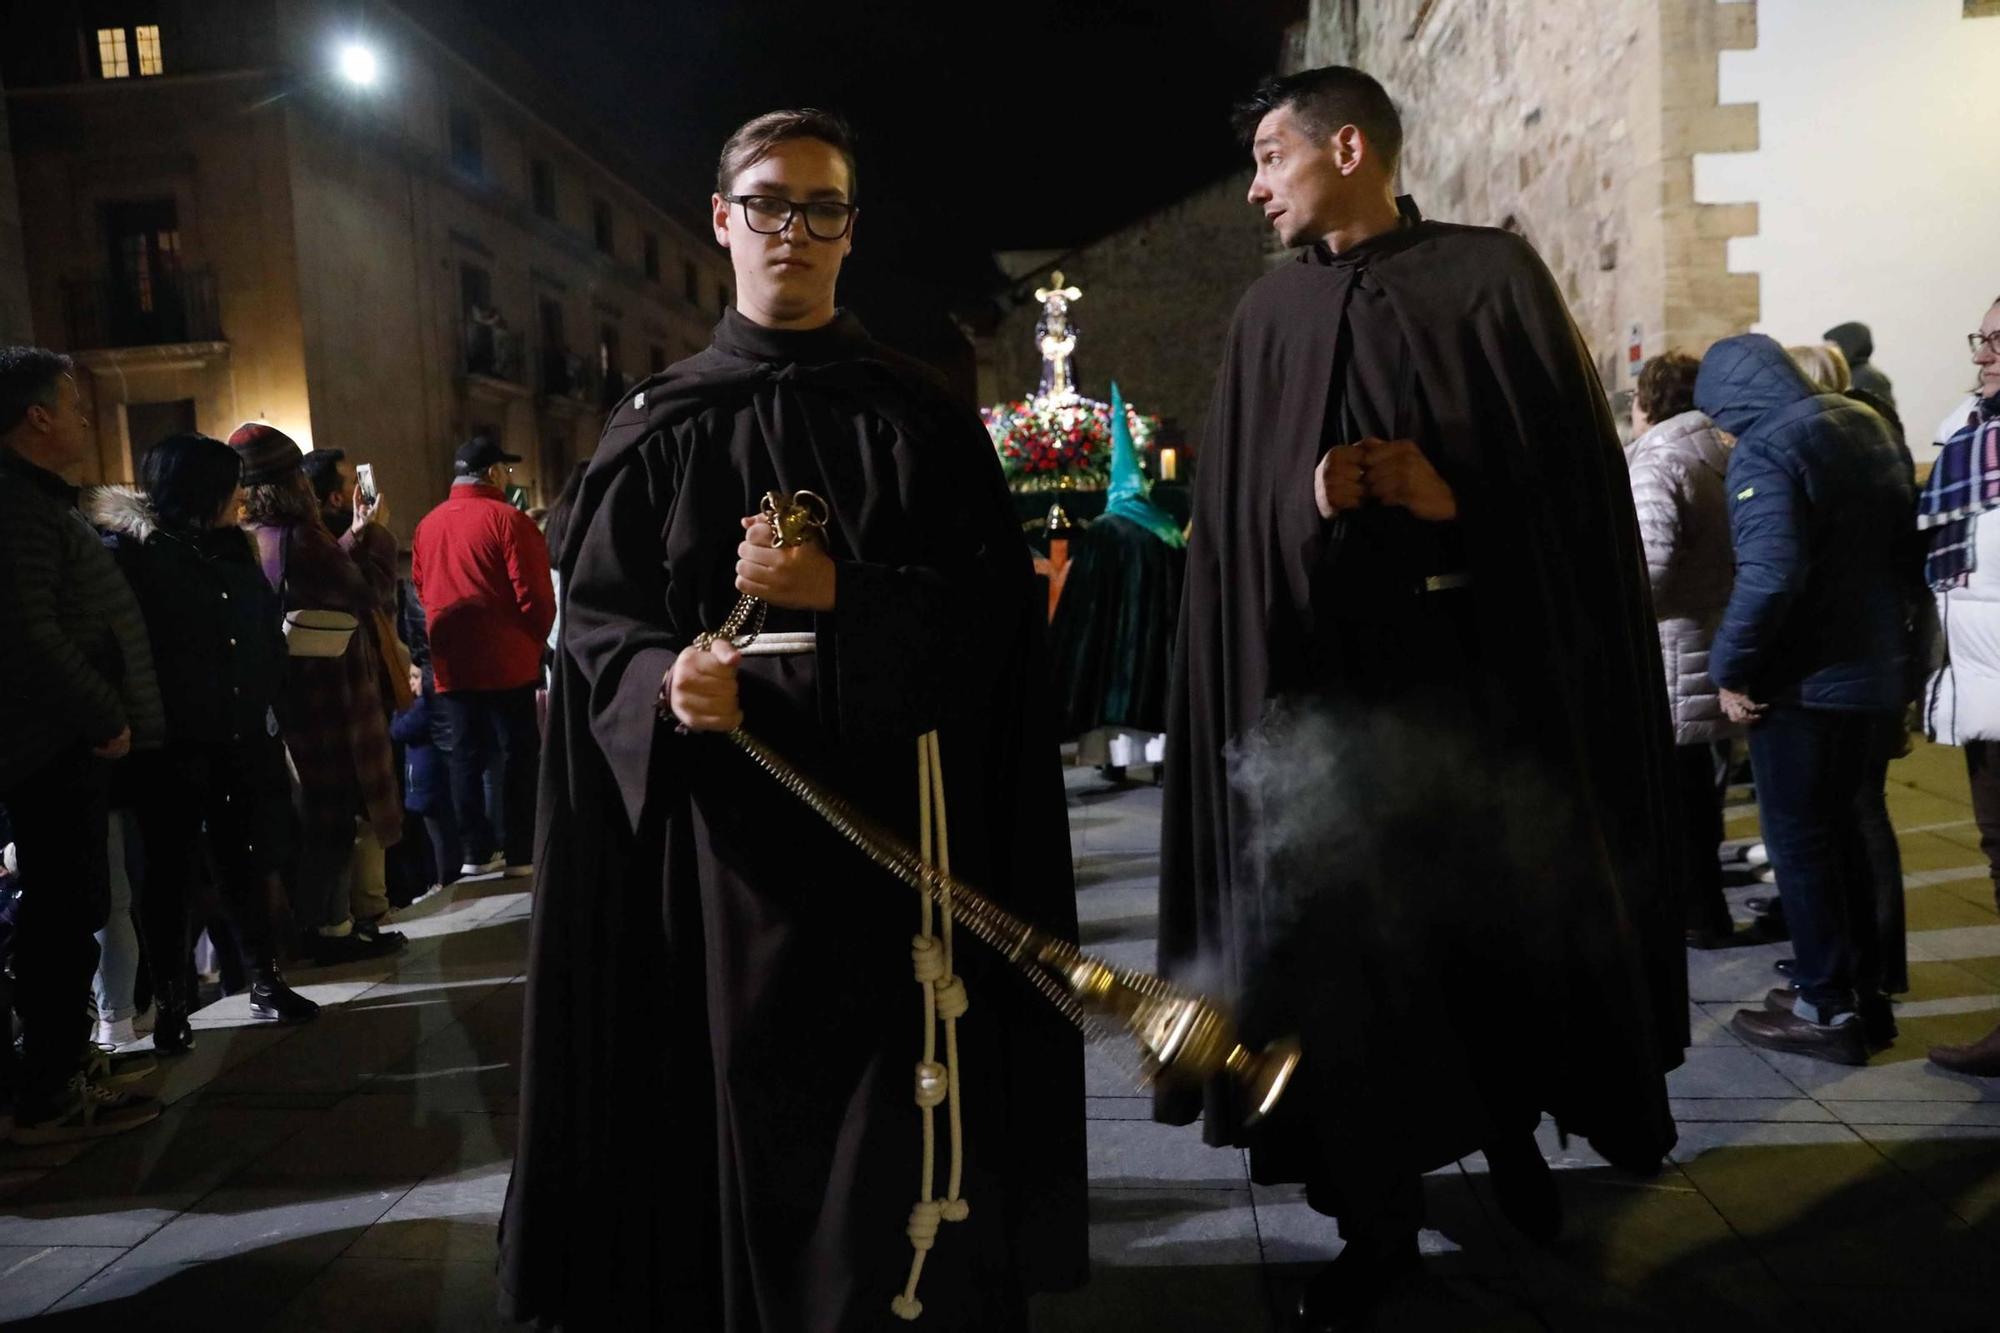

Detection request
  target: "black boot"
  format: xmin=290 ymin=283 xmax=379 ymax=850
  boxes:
xmin=1485 ymin=1134 xmax=1562 ymax=1243
xmin=248 ymin=961 xmax=319 ymax=1024
xmin=153 ymin=978 xmax=195 ymax=1056
xmin=1297 ymin=1232 xmax=1422 ymax=1332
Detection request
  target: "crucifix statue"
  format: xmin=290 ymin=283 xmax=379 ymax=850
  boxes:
xmin=1033 ymin=271 xmax=1082 ymax=400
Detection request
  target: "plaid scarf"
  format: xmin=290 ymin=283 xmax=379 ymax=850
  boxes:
xmin=1920 ymin=398 xmax=2000 ymax=591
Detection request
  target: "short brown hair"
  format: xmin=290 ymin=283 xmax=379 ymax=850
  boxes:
xmin=1635 ymin=351 xmax=1701 ymax=424
xmin=717 ymin=109 xmax=858 ymax=200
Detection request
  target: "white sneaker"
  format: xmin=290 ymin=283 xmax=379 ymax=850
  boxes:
xmin=1745 ymin=842 xmax=1770 ymax=868
xmin=93 ymin=1016 xmax=137 ymax=1050
xmin=459 ymin=853 xmax=505 ymax=876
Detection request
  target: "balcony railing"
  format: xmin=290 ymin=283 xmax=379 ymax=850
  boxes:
xmin=63 ymin=266 xmax=221 ymax=351
xmin=463 ymin=316 xmax=525 ymax=383
xmin=539 ymin=347 xmax=598 ymax=404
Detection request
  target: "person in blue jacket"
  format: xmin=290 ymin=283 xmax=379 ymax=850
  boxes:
xmin=1699 ymin=333 xmax=1916 ymax=1065
xmin=390 ymin=665 xmax=458 ymax=896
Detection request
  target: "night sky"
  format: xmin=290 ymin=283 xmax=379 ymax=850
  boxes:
xmin=448 ymin=0 xmax=1304 ymax=368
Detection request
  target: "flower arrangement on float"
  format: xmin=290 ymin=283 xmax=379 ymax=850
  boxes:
xmin=982 ymin=393 xmax=1159 ymax=492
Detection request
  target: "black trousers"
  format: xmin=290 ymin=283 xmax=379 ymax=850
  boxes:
xmin=437 ymin=686 xmax=539 ymax=867
xmin=3 ymin=748 xmax=111 ymax=1110
xmin=422 ymin=812 xmax=461 ymax=887
xmin=133 ymin=742 xmax=289 ymax=985
xmin=1855 ymin=715 xmax=1907 ymax=994
xmin=1675 ymin=742 xmax=1731 ymax=933
xmin=1966 ymin=740 xmax=2000 ymax=913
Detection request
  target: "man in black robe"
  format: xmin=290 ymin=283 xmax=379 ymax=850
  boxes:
xmin=500 ymin=109 xmax=1086 ymax=1331
xmin=1156 ymin=68 xmax=1688 ymax=1330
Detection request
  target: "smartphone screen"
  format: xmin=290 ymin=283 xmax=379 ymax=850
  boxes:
xmin=355 ymin=463 xmax=377 ymax=503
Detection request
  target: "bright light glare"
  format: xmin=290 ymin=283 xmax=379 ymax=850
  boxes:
xmin=336 ymin=42 xmax=379 ymax=87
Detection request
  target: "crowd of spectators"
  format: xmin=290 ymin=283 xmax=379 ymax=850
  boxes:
xmin=1627 ymin=306 xmax=2000 ymax=1071
xmin=0 ymin=343 xmax=554 ymax=1143
xmin=2 ymin=297 xmax=1996 ymax=1142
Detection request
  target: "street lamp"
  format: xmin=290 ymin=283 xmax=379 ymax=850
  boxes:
xmin=335 ymin=41 xmax=379 ymax=88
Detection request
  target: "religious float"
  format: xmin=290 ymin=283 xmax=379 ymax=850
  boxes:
xmin=982 ymin=274 xmax=1188 ymax=777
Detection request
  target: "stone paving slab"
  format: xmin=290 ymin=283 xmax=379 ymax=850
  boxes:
xmin=6 ymin=740 xmax=2000 ymax=1326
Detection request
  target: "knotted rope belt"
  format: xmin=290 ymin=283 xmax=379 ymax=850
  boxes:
xmin=676 ymin=491 xmax=1301 ymax=1322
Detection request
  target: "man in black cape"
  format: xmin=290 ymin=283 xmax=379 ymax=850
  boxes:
xmin=1155 ymin=68 xmax=1688 ymax=1329
xmin=499 ymin=109 xmax=1086 ymax=1331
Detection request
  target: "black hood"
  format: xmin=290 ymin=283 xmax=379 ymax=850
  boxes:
xmin=1823 ymin=321 xmax=1874 ymax=367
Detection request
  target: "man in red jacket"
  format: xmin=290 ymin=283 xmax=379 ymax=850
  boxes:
xmin=411 ymin=437 xmax=555 ymax=878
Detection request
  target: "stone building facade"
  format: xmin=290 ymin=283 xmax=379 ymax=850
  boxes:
xmin=3 ymin=0 xmax=733 ymax=538
xmin=969 ymin=0 xmax=1762 ymax=468
xmin=1299 ymin=0 xmax=1760 ymax=394
xmin=0 ymin=72 xmax=30 ymax=344
xmin=975 ymin=172 xmax=1273 ymax=456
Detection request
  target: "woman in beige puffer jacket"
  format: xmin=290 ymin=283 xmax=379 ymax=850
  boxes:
xmin=1626 ymin=352 xmax=1742 ymax=943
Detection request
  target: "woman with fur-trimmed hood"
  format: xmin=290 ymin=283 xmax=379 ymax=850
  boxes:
xmin=89 ymin=433 xmax=318 ymax=1047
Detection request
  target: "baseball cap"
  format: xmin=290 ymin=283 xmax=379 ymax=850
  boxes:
xmin=454 ymin=436 xmax=522 ymax=476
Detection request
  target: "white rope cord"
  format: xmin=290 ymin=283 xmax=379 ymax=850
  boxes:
xmin=928 ymin=729 xmax=970 ymax=1220
xmin=891 ymin=730 xmax=970 ymax=1321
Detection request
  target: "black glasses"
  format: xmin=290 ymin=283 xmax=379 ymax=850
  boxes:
xmin=723 ymin=194 xmax=856 ymax=241
xmin=1972 ymin=330 xmax=2000 ymax=357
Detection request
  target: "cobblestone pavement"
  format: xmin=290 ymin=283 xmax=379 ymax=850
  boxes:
xmin=5 ymin=741 xmax=2000 ymax=1329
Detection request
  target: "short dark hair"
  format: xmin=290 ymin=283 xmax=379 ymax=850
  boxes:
xmin=0 ymin=345 xmax=74 ymax=438
xmin=300 ymin=447 xmax=348 ymax=504
xmin=141 ymin=432 xmax=242 ymax=532
xmin=717 ymin=108 xmax=858 ymax=200
xmin=1636 ymin=351 xmax=1703 ymax=424
xmin=1233 ymin=66 xmax=1403 ymax=173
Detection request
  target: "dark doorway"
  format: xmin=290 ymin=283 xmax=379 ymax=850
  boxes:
xmin=126 ymin=398 xmax=198 ymax=462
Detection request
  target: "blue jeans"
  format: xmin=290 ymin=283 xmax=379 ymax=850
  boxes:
xmin=436 ymin=686 xmax=539 ymax=867
xmin=1747 ymin=705 xmax=1889 ymax=1019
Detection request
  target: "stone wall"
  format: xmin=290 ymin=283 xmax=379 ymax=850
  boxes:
xmin=985 ymin=172 xmax=1273 ymax=455
xmin=1300 ymin=0 xmax=1760 ymax=390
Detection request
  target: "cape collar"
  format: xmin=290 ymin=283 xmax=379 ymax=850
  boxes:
xmin=710 ymin=307 xmax=874 ymax=369
xmin=1304 ymin=195 xmax=1427 ymax=268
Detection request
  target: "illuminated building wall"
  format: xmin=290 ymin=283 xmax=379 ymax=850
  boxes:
xmin=3 ymin=0 xmax=732 ymax=539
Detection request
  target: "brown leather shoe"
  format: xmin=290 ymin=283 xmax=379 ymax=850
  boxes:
xmin=1729 ymin=1006 xmax=1868 ymax=1066
xmin=1763 ymin=988 xmax=1897 ymax=1048
xmin=1928 ymin=1021 xmax=2000 ymax=1077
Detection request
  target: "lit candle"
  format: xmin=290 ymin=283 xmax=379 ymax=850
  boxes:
xmin=1159 ymin=448 xmax=1178 ymax=482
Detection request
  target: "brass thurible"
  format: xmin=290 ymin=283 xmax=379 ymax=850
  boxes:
xmin=710 ymin=491 xmax=1301 ymax=1125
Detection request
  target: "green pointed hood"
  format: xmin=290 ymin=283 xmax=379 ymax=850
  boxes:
xmin=1102 ymin=382 xmax=1184 ymax=547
